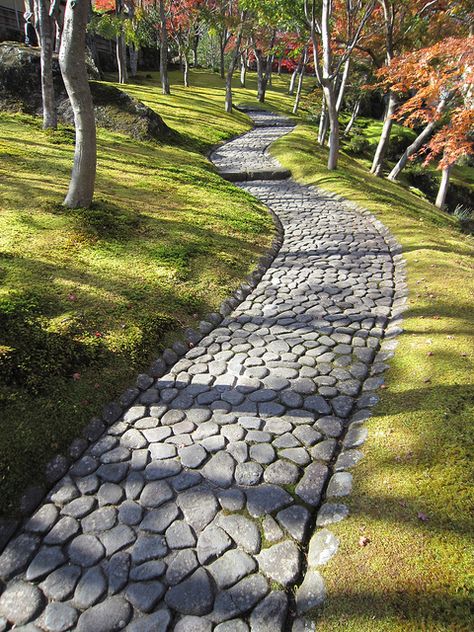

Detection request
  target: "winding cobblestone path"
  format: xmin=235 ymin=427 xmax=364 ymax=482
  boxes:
xmin=0 ymin=111 xmax=406 ymax=631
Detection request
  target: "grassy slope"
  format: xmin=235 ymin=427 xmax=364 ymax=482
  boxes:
xmin=272 ymin=125 xmax=474 ymax=630
xmin=0 ymin=69 xmax=296 ymax=517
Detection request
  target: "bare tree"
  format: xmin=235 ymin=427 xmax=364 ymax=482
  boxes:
xmin=59 ymin=0 xmax=97 ymax=208
xmin=306 ymin=0 xmax=375 ymax=170
xmin=33 ymin=0 xmax=57 ymax=128
xmin=293 ymin=45 xmax=308 ymax=115
xmin=159 ymin=0 xmax=170 ymax=94
xmin=225 ymin=12 xmax=247 ymax=113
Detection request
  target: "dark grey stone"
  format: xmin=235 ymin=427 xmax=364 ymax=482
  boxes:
xmin=0 ymin=581 xmax=44 ymax=625
xmin=257 ymin=540 xmax=301 ymax=585
xmin=125 ymin=581 xmax=165 ymax=613
xmin=295 ymin=463 xmax=328 ymax=506
xmin=165 ymin=568 xmax=214 ymax=615
xmin=249 ymin=591 xmax=288 ymax=632
xmin=76 ymin=596 xmax=131 ymax=631
xmin=211 ymin=574 xmax=268 ymax=623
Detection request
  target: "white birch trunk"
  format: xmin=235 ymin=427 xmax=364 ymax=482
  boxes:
xmin=34 ymin=0 xmax=56 ymax=129
xmin=159 ymin=0 xmax=170 ymax=94
xmin=435 ymin=164 xmax=451 ymax=209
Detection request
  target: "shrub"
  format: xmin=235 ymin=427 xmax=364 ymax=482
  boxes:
xmin=453 ymin=204 xmax=474 ymax=234
xmin=344 ymin=134 xmax=370 ymax=156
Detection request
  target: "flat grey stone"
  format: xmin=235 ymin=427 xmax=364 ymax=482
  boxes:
xmin=166 ymin=520 xmax=196 ymax=549
xmin=140 ymin=480 xmax=174 ymax=508
xmin=215 ymin=621 xmax=249 ymax=632
xmin=249 ymin=443 xmax=275 ymax=464
xmin=40 ymin=564 xmax=81 ymax=600
xmin=246 ymin=484 xmax=293 ymax=518
xmin=148 ymin=443 xmax=177 ymax=459
xmin=216 ymin=488 xmax=246 ymax=512
xmin=228 ymin=441 xmax=249 ymax=463
xmin=279 ymin=447 xmax=310 ymax=466
xmin=74 ymin=566 xmax=106 ymax=609
xmin=0 ymin=533 xmax=39 ymax=580
xmin=208 ymin=549 xmax=256 ymax=589
xmin=263 ymin=460 xmax=299 ymax=485
xmin=179 ymin=444 xmax=208 ymax=468
xmin=293 ymin=425 xmax=321 ymax=447
xmin=326 ymin=472 xmax=353 ymax=497
xmin=307 ymin=529 xmax=339 ymax=566
xmin=257 ymin=540 xmax=301 ymax=585
xmin=97 ymin=483 xmax=124 ymax=506
xmin=262 ymin=515 xmax=284 ymax=542
xmin=201 ymin=452 xmax=235 ymax=487
xmin=44 ymin=516 xmax=79 ymax=545
xmin=118 ymin=500 xmax=143 ymax=525
xmin=121 ymin=428 xmax=147 ymax=449
xmin=42 ymin=602 xmax=78 ymax=632
xmin=295 ymin=463 xmax=328 ymax=506
xmin=82 ymin=507 xmax=117 ymax=532
xmin=26 ymin=545 xmax=65 ymax=581
xmin=130 ymin=560 xmax=166 ymax=581
xmin=165 ymin=568 xmax=214 ymax=615
xmin=61 ymin=496 xmax=95 ymax=519
xmin=76 ymin=596 xmax=131 ymax=631
xmin=316 ymin=503 xmax=349 ymax=526
xmin=125 ymin=471 xmax=145 ymax=499
xmin=68 ymin=534 xmax=104 ymax=566
xmin=125 ymin=581 xmax=165 ymax=613
xmin=145 ymin=459 xmax=182 ymax=480
xmin=249 ymin=591 xmax=288 ymax=632
xmin=100 ymin=524 xmax=136 ymax=556
xmin=25 ymin=504 xmax=58 ymax=534
xmin=235 ymin=462 xmax=263 ymax=486
xmin=315 ymin=416 xmax=343 ymax=438
xmin=174 ymin=616 xmax=212 ymax=632
xmin=304 ymin=396 xmax=331 ymax=415
xmin=310 ymin=439 xmax=336 ymax=462
xmin=0 ymin=581 xmax=44 ymax=625
xmin=217 ymin=514 xmax=261 ymax=554
xmin=343 ymin=422 xmax=368 ymax=448
xmin=166 ymin=549 xmax=199 ymax=585
xmin=276 ymin=505 xmax=311 ymax=542
xmin=197 ymin=525 xmax=232 ymax=564
xmin=107 ymin=551 xmax=130 ymax=595
xmin=177 ymin=486 xmax=219 ymax=532
xmin=334 ymin=449 xmax=363 ymax=470
xmin=211 ymin=574 xmax=268 ymax=623
xmin=131 ymin=534 xmax=167 ymax=564
xmin=140 ymin=502 xmax=179 ymax=533
xmin=126 ymin=610 xmax=171 ymax=632
xmin=295 ymin=570 xmax=325 ymax=614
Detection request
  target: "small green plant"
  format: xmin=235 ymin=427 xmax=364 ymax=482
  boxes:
xmin=453 ymin=204 xmax=474 ymax=234
xmin=344 ymin=133 xmax=370 ymax=156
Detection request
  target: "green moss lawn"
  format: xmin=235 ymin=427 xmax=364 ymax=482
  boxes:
xmin=272 ymin=125 xmax=474 ymax=631
xmin=0 ymin=69 xmax=298 ymax=517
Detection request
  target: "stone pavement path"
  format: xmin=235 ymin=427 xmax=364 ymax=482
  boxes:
xmin=0 ymin=111 xmax=404 ymax=631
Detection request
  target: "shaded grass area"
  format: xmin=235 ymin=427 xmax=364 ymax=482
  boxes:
xmin=0 ymin=69 xmax=299 ymax=517
xmin=272 ymin=125 xmax=474 ymax=631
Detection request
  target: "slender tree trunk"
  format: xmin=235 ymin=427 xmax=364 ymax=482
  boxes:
xmin=240 ymin=51 xmax=247 ymax=87
xmin=255 ymin=51 xmax=266 ymax=102
xmin=435 ymin=163 xmax=451 ymax=209
xmin=288 ymin=55 xmax=303 ymax=96
xmin=344 ymin=96 xmax=361 ymax=135
xmin=336 ymin=58 xmax=350 ymax=113
xmin=318 ymin=99 xmax=329 ymax=145
xmin=129 ymin=45 xmax=138 ymax=77
xmin=183 ymin=52 xmax=190 ymax=87
xmin=116 ymin=33 xmax=127 ymax=84
xmin=267 ymin=54 xmax=274 ymax=87
xmin=388 ymin=97 xmax=448 ymax=181
xmin=23 ymin=0 xmax=35 ymax=45
xmin=293 ymin=48 xmax=307 ymax=115
xmin=219 ymin=35 xmax=226 ymax=79
xmin=225 ymin=18 xmax=245 ymax=113
xmin=370 ymin=91 xmax=396 ymax=175
xmin=159 ymin=0 xmax=170 ymax=94
xmin=59 ymin=0 xmax=96 ymax=208
xmin=277 ymin=55 xmax=284 ymax=75
xmin=34 ymin=0 xmax=56 ymax=129
xmin=323 ymin=83 xmax=340 ymax=170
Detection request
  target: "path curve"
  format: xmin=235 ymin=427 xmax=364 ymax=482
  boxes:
xmin=0 ymin=111 xmax=405 ymax=631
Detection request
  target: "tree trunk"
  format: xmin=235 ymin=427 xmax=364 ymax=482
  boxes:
xmin=255 ymin=51 xmax=266 ymax=102
xmin=129 ymin=45 xmax=138 ymax=77
xmin=23 ymin=0 xmax=35 ymax=45
xmin=388 ymin=97 xmax=447 ymax=181
xmin=370 ymin=91 xmax=397 ymax=175
xmin=318 ymin=99 xmax=328 ymax=145
xmin=192 ymin=28 xmax=199 ymax=66
xmin=219 ymin=36 xmax=226 ymax=79
xmin=293 ymin=48 xmax=307 ymax=115
xmin=225 ymin=20 xmax=244 ymax=113
xmin=116 ymin=33 xmax=127 ymax=83
xmin=277 ymin=55 xmax=283 ymax=75
xmin=159 ymin=0 xmax=170 ymax=94
xmin=183 ymin=52 xmax=190 ymax=87
xmin=288 ymin=55 xmax=303 ymax=96
xmin=435 ymin=163 xmax=451 ymax=209
xmin=323 ymin=83 xmax=339 ymax=170
xmin=240 ymin=51 xmax=246 ymax=87
xmin=34 ymin=0 xmax=56 ymax=129
xmin=344 ymin=96 xmax=361 ymax=135
xmin=336 ymin=58 xmax=350 ymax=113
xmin=59 ymin=0 xmax=96 ymax=208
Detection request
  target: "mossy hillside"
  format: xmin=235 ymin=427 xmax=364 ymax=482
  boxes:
xmin=271 ymin=124 xmax=474 ymax=631
xmin=0 ymin=68 xmax=302 ymax=517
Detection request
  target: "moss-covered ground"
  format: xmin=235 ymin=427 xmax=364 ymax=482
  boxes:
xmin=0 ymin=69 xmax=298 ymax=517
xmin=272 ymin=124 xmax=474 ymax=631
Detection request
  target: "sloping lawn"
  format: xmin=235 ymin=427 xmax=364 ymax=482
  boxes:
xmin=0 ymin=68 xmax=300 ymax=517
xmin=272 ymin=125 xmax=474 ymax=630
